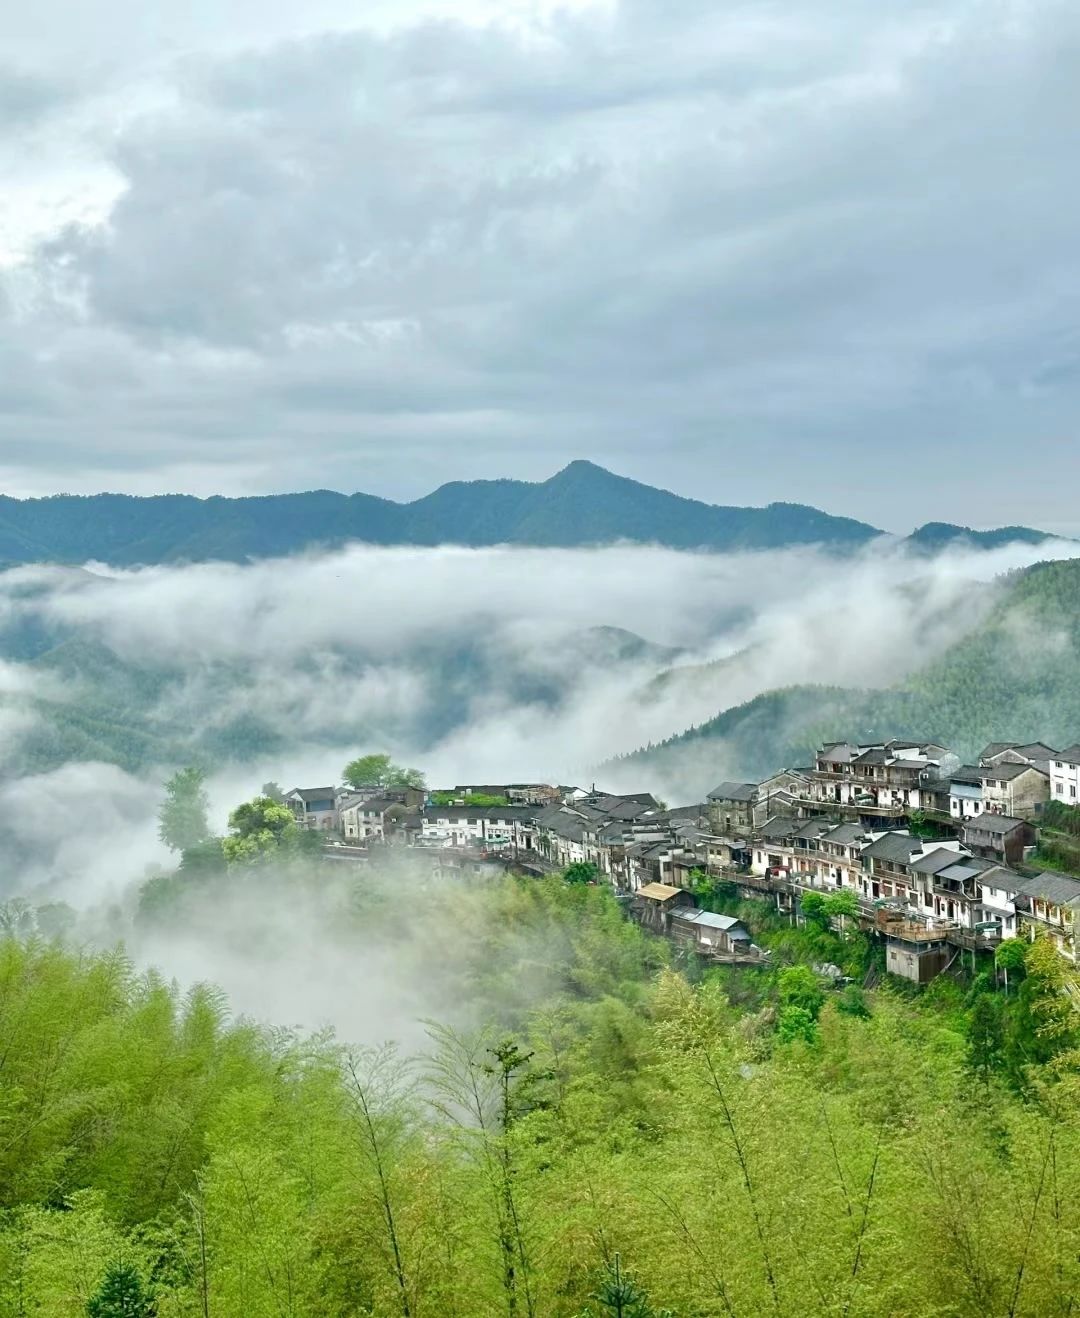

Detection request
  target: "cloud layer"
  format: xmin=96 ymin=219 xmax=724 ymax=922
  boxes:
xmin=3 ymin=535 xmax=1080 ymax=910
xmin=2 ymin=0 xmax=1080 ymax=526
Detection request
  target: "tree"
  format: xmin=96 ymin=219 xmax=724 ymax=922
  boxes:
xmin=86 ymin=1261 xmax=154 ymax=1317
xmin=995 ymin=937 xmax=1027 ymax=994
xmin=777 ymin=965 xmax=825 ymax=1020
xmin=260 ymin=781 xmax=284 ymax=802
xmin=966 ymin=994 xmax=1004 ymax=1083
xmin=158 ymin=767 xmax=210 ymax=853
xmin=776 ymin=1004 xmax=819 ymax=1046
xmin=343 ymin=753 xmax=393 ymax=788
xmin=799 ymin=891 xmax=829 ymax=929
xmin=593 ymin=1254 xmax=669 ymax=1318
xmin=823 ymin=889 xmax=859 ymax=922
xmin=222 ymin=796 xmax=313 ymax=866
xmin=343 ymin=754 xmax=426 ymax=791
xmin=564 ymin=862 xmax=599 ymax=885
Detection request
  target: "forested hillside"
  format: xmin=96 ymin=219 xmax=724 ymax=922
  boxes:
xmin=0 ymin=463 xmax=882 ymax=564
xmin=0 ymin=463 xmax=1062 ymax=566
xmin=618 ymin=557 xmax=1080 ymax=786
xmin=1 ymin=867 xmax=1078 ymax=1317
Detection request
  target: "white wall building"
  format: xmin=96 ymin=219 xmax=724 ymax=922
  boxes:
xmin=1050 ymin=744 xmax=1080 ymax=805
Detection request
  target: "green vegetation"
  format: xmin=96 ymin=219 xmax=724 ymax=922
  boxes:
xmin=620 ymin=557 xmax=1080 ymax=783
xmin=157 ymin=766 xmax=210 ymax=853
xmin=430 ymin=791 xmax=510 ymax=807
xmin=343 ymin=754 xmax=426 ymax=792
xmin=2 ymin=873 xmax=1080 ymax=1315
xmin=1030 ymin=799 xmax=1080 ymax=875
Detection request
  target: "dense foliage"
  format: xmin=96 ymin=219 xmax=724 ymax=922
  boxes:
xmin=2 ymin=870 xmax=1079 ymax=1316
xmin=343 ymin=756 xmax=426 ymax=792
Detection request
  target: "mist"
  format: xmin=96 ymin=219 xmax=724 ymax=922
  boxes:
xmin=2 ymin=533 xmax=1079 ymax=1041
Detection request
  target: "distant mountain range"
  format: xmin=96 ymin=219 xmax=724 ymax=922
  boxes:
xmin=0 ymin=461 xmax=1065 ymax=565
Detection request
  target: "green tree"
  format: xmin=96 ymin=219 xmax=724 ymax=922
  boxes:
xmin=995 ymin=937 xmax=1027 ymax=994
xmin=343 ymin=754 xmax=426 ymax=791
xmin=777 ymin=965 xmax=825 ymax=1020
xmin=564 ymin=862 xmax=599 ymax=885
xmin=593 ymin=1254 xmax=669 ymax=1317
xmin=799 ymin=891 xmax=829 ymax=929
xmin=222 ymin=796 xmax=313 ymax=866
xmin=776 ymin=1003 xmax=819 ymax=1045
xmin=823 ymin=889 xmax=859 ymax=923
xmin=260 ymin=781 xmax=284 ymax=802
xmin=966 ymin=994 xmax=1004 ymax=1083
xmin=86 ymin=1260 xmax=154 ymax=1317
xmin=158 ymin=767 xmax=210 ymax=853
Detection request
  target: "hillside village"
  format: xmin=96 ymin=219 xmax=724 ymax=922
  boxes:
xmin=284 ymin=738 xmax=1080 ymax=985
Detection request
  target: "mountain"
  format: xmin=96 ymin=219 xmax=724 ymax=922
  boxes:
xmin=908 ymin=521 xmax=1059 ymax=552
xmin=1 ymin=462 xmax=1066 ymax=566
xmin=612 ymin=557 xmax=1080 ymax=796
xmin=0 ymin=462 xmax=885 ymax=564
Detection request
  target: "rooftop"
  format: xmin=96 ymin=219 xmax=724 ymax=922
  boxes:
xmin=636 ymin=882 xmax=685 ymax=902
xmin=707 ymin=781 xmax=758 ymax=802
xmin=963 ymin=814 xmax=1027 ymax=835
xmin=1015 ymin=872 xmax=1080 ymax=908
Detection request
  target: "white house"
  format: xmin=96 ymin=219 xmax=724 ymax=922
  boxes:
xmin=1050 ymin=744 xmax=1080 ymax=805
xmin=420 ymin=806 xmax=535 ymax=851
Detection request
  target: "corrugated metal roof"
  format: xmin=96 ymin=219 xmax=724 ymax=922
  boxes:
xmin=671 ymin=909 xmax=747 ymax=932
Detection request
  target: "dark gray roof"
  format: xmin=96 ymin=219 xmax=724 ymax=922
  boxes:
xmin=820 ymin=823 xmax=866 ymax=845
xmin=981 ymin=762 xmax=1047 ymax=781
xmin=976 ymin=865 xmax=1024 ymax=894
xmin=1015 ymin=872 xmax=1080 ymax=908
xmin=852 ymin=749 xmax=888 ymax=765
xmin=423 ymin=805 xmax=534 ymax=823
xmin=978 ymin=742 xmax=1019 ymax=760
xmin=910 ymin=847 xmax=966 ymax=876
xmin=793 ymin=818 xmax=835 ymax=841
xmin=937 ymin=858 xmax=993 ymax=883
xmin=288 ymin=787 xmax=336 ymax=803
xmin=757 ymin=816 xmax=802 ymax=841
xmin=963 ymin=814 xmax=1027 ymax=835
xmin=951 ymin=765 xmax=982 ymax=785
xmin=1056 ymin=744 xmax=1080 ymax=762
xmin=707 ymin=781 xmax=758 ymax=802
xmin=862 ymin=832 xmax=924 ymax=864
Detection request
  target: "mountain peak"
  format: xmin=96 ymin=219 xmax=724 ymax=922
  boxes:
xmin=546 ymin=459 xmax=619 ymax=484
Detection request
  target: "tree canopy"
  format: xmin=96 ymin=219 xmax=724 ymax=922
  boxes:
xmin=157 ymin=766 xmax=210 ymax=852
xmin=343 ymin=753 xmax=426 ymax=791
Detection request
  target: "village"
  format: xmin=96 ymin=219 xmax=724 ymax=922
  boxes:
xmin=282 ymin=737 xmax=1080 ymax=985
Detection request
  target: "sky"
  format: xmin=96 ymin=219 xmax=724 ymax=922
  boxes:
xmin=2 ymin=0 xmax=1080 ymax=530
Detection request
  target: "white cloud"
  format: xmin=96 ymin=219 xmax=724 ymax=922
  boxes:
xmin=0 ymin=1 xmax=1079 ymax=524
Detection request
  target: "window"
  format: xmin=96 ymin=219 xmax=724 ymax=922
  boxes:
xmin=1072 ymin=786 xmax=1077 ymax=799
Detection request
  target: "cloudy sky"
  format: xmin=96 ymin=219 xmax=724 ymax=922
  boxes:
xmin=2 ymin=0 xmax=1079 ymax=530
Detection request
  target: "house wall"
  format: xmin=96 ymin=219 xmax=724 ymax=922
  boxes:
xmin=984 ymin=769 xmax=1049 ymax=818
xmin=1050 ymin=754 xmax=1080 ymax=805
xmin=886 ymin=940 xmax=948 ymax=984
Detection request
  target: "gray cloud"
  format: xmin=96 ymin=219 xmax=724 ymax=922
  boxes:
xmin=2 ymin=1 xmax=1080 ymax=525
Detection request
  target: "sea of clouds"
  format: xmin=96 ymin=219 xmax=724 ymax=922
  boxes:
xmin=2 ymin=535 xmax=1079 ymax=904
